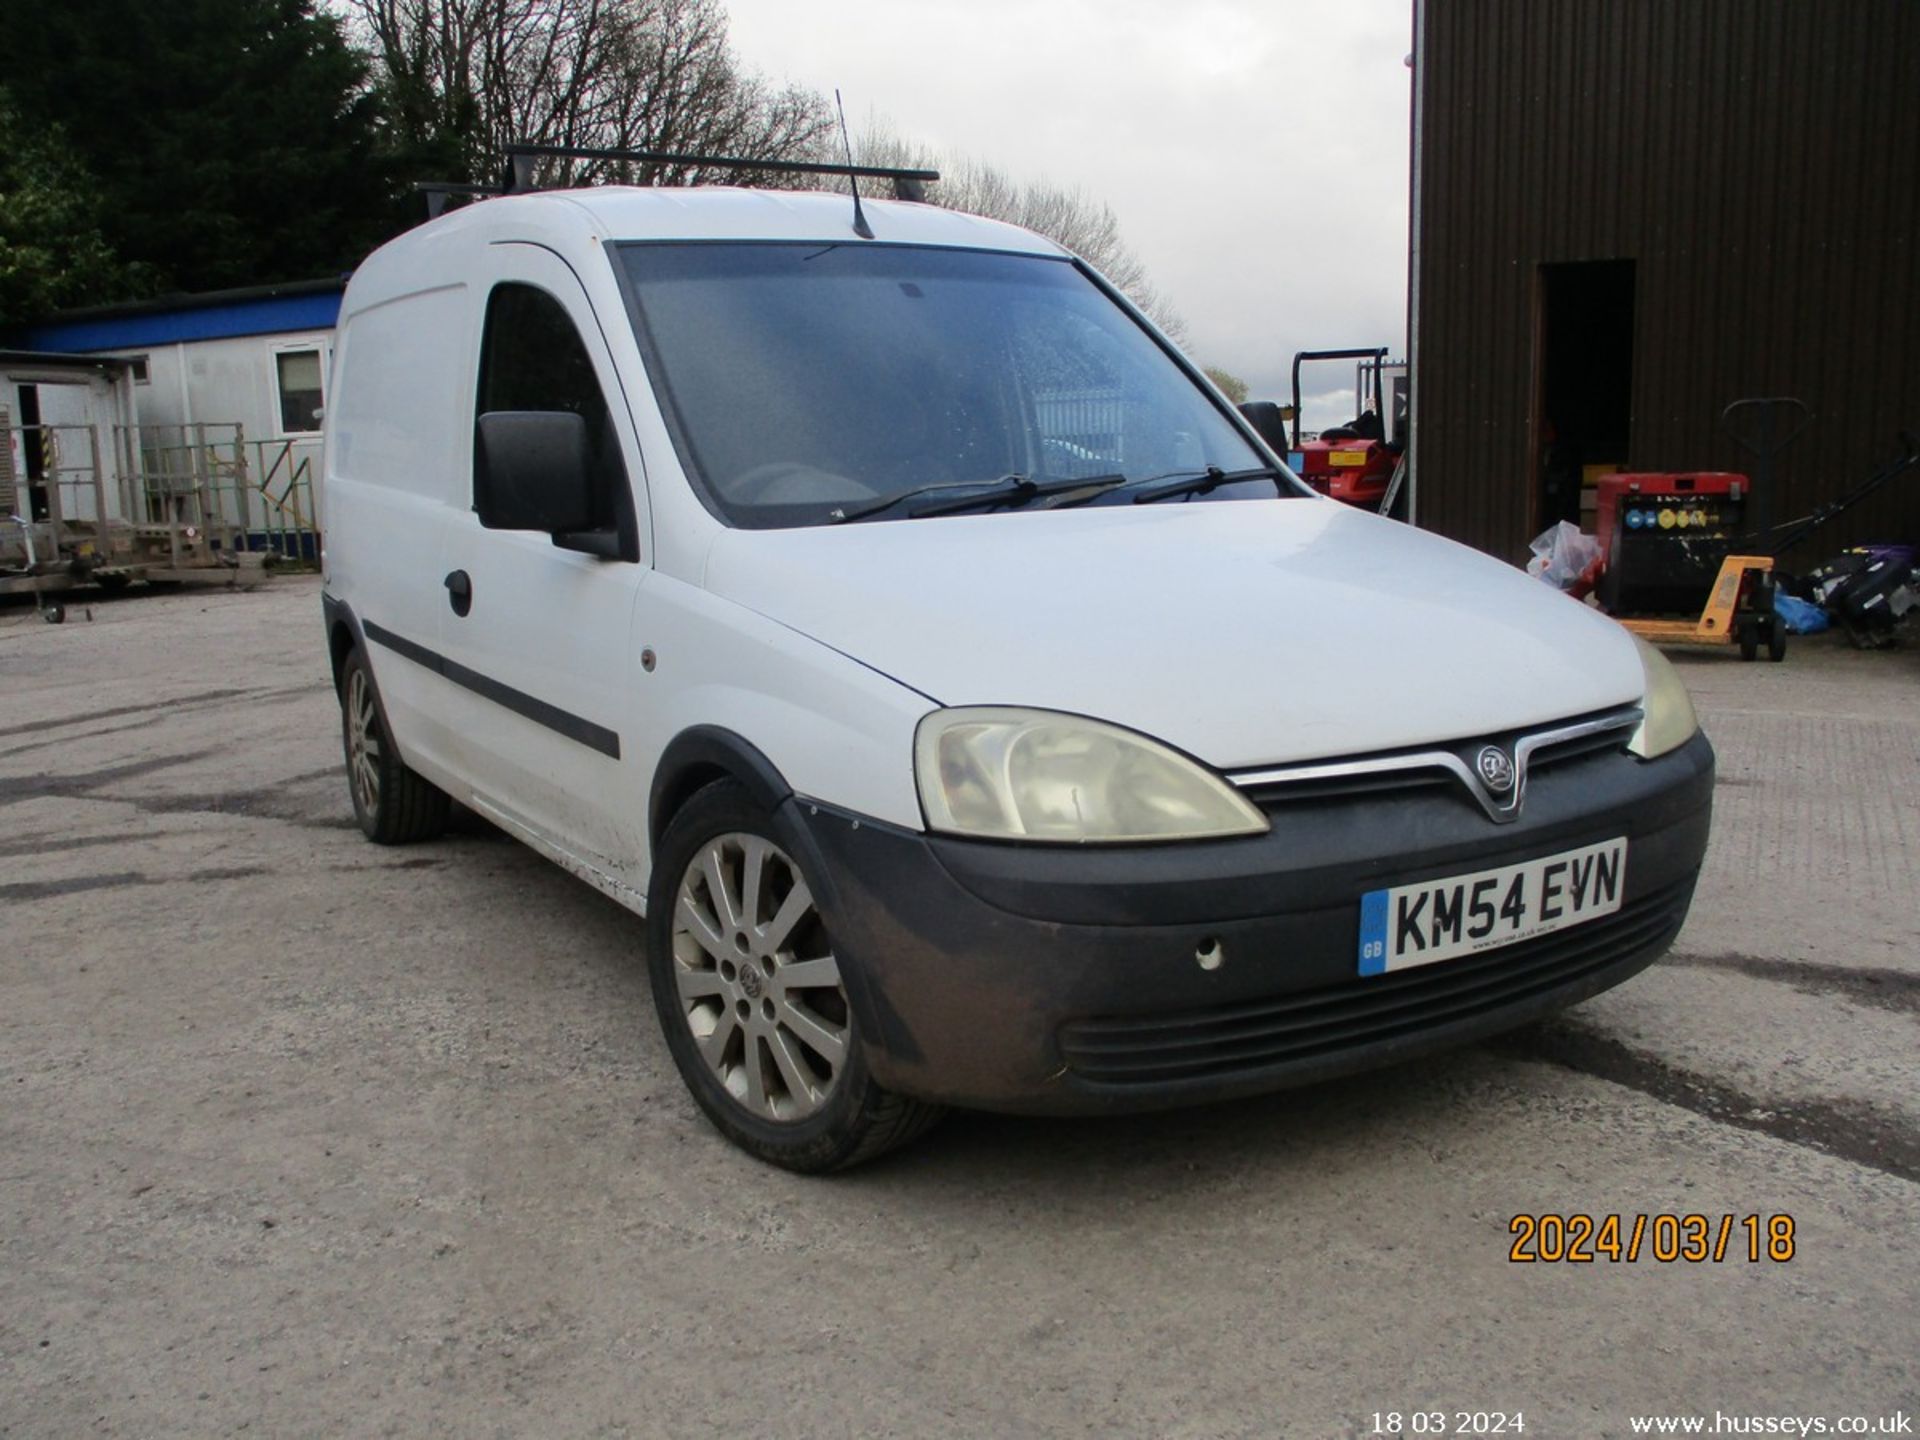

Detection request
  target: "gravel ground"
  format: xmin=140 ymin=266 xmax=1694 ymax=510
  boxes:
xmin=1 ymin=576 xmax=1915 ymax=1439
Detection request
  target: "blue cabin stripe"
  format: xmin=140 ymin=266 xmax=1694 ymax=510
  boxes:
xmin=16 ymin=291 xmax=343 ymax=351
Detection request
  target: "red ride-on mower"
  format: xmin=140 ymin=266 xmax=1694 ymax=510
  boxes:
xmin=1285 ymin=348 xmax=1404 ymax=509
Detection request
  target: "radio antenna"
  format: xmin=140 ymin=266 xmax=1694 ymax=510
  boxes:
xmin=835 ymin=90 xmax=874 ymax=239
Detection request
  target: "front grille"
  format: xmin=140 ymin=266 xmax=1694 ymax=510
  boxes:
xmin=1232 ymin=706 xmax=1639 ymax=812
xmin=1057 ymin=881 xmax=1689 ymax=1085
xmin=1529 ymin=726 xmax=1629 ymax=772
xmin=1240 ymin=768 xmax=1452 ymax=807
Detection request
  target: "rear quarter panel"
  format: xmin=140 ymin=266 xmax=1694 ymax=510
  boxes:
xmin=322 ymin=282 xmax=475 ymax=776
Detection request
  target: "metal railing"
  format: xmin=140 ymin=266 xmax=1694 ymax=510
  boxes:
xmin=246 ymin=436 xmax=322 ymax=563
xmin=3 ymin=419 xmax=320 ymax=579
xmin=114 ymin=424 xmax=321 ymax=568
xmin=1034 ymin=390 xmax=1128 ymax=476
xmin=3 ymin=423 xmax=112 ymax=528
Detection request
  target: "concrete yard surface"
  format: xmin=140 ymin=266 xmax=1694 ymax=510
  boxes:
xmin=2 ymin=577 xmax=1916 ymax=1438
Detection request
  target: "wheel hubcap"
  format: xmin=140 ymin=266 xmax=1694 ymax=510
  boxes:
xmin=345 ymin=669 xmax=381 ymax=817
xmin=671 ymin=833 xmax=849 ymax=1123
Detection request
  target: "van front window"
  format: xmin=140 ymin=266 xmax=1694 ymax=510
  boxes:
xmin=617 ymin=242 xmax=1290 ymax=529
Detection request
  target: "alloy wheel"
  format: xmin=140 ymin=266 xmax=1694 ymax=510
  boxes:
xmin=670 ymin=833 xmax=850 ymax=1122
xmin=345 ymin=666 xmax=382 ymax=818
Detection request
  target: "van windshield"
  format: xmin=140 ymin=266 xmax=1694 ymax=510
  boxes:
xmin=616 ymin=242 xmax=1292 ymax=529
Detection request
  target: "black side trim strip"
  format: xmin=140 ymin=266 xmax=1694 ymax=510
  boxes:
xmin=362 ymin=620 xmax=622 ymax=760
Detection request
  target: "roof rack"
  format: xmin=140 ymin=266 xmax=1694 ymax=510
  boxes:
xmin=415 ymin=144 xmax=939 ymax=221
xmin=500 ymin=142 xmax=939 ymax=201
xmin=416 ymin=182 xmax=504 ymax=220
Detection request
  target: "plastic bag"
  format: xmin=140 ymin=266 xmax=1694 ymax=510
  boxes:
xmin=1773 ymin=591 xmax=1829 ymax=635
xmin=1526 ymin=521 xmax=1604 ymax=591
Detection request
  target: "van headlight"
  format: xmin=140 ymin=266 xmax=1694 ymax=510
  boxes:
xmin=913 ymin=707 xmax=1270 ymax=843
xmin=1626 ymin=636 xmax=1700 ymax=759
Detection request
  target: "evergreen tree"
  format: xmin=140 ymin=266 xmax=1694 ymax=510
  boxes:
xmin=0 ymin=91 xmax=146 ymax=323
xmin=0 ymin=0 xmax=403 ymax=299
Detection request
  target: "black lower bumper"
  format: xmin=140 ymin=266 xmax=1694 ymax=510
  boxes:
xmin=788 ymin=731 xmax=1713 ymax=1115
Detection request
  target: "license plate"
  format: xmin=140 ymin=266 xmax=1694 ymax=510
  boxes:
xmin=1357 ymin=838 xmax=1627 ymax=976
xmin=1328 ymin=449 xmax=1370 ymax=467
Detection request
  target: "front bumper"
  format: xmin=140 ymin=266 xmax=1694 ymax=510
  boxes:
xmin=787 ymin=730 xmax=1713 ymax=1115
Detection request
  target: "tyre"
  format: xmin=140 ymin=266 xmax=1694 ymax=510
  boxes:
xmin=1737 ymin=617 xmax=1759 ymax=662
xmin=340 ymin=648 xmax=450 ymax=844
xmin=1766 ymin=618 xmax=1788 ymax=662
xmin=646 ymin=780 xmax=943 ymax=1172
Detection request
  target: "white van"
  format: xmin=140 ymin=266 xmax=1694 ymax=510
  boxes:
xmin=321 ymin=183 xmax=1713 ymax=1171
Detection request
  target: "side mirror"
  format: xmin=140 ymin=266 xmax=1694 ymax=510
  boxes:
xmin=475 ymin=410 xmax=595 ymax=534
xmin=1238 ymin=401 xmax=1293 ymax=456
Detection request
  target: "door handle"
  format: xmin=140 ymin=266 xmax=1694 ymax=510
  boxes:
xmin=444 ymin=569 xmax=472 ymax=617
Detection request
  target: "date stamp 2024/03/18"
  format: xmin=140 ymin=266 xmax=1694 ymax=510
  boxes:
xmin=1508 ymin=1213 xmax=1795 ymax=1263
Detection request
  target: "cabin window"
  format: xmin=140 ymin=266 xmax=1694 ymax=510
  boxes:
xmin=275 ymin=349 xmax=325 ymax=433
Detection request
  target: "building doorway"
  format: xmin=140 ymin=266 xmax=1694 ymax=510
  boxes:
xmin=13 ymin=383 xmax=47 ymax=520
xmin=1534 ymin=260 xmax=1635 ymax=532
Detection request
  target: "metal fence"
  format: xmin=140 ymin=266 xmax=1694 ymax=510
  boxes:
xmin=1034 ymin=390 xmax=1128 ymax=476
xmin=2 ymin=419 xmax=320 ymax=576
xmin=114 ymin=425 xmax=321 ymax=566
xmin=4 ymin=423 xmax=112 ymax=528
xmin=246 ymin=436 xmax=322 ymax=562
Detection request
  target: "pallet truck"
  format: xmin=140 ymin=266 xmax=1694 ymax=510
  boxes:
xmin=1616 ymin=549 xmax=1782 ymax=660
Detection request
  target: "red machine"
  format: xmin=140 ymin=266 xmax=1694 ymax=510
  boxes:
xmin=1286 ymin=348 xmax=1404 ymax=509
xmin=1289 ymin=434 xmax=1397 ymax=507
xmin=1589 ymin=468 xmax=1786 ymax=659
xmin=1592 ymin=471 xmax=1751 ymax=615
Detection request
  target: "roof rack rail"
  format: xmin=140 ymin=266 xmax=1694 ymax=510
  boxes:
xmin=499 ymin=142 xmax=940 ymax=202
xmin=415 ymin=181 xmax=505 ymax=221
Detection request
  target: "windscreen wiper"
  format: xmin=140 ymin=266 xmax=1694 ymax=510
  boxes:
xmin=829 ymin=472 xmax=1127 ymax=524
xmin=911 ymin=472 xmax=1138 ymax=517
xmin=1042 ymin=464 xmax=1294 ymax=510
xmin=829 ymin=476 xmax=1031 ymax=524
xmin=1123 ymin=465 xmax=1293 ymax=505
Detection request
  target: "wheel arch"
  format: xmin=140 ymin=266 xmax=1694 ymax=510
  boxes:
xmin=321 ymin=593 xmax=364 ymax=697
xmin=328 ymin=619 xmax=357 ymax=696
xmin=320 ymin=594 xmax=418 ymax=774
xmin=649 ymin=726 xmax=795 ymax=849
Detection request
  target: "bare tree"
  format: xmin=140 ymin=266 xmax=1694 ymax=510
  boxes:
xmin=1203 ymin=367 xmax=1249 ymax=404
xmin=341 ymin=0 xmax=831 ymax=188
xmin=854 ymin=121 xmax=1188 ymax=342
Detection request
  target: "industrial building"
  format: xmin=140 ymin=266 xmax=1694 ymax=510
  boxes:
xmin=1407 ymin=0 xmax=1920 ymax=562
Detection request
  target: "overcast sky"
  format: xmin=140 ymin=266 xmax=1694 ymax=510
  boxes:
xmin=724 ymin=0 xmax=1414 ymax=427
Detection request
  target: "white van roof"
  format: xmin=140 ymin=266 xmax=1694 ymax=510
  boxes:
xmin=342 ymin=186 xmax=1071 ymax=317
xmin=373 ymin=185 xmax=1063 ymax=268
xmin=567 ymin=185 xmax=1065 ymax=253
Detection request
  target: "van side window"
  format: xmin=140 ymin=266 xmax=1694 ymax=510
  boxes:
xmin=474 ymin=283 xmax=630 ymax=533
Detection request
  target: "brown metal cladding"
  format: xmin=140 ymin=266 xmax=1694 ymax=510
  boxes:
xmin=1413 ymin=0 xmax=1920 ymax=562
